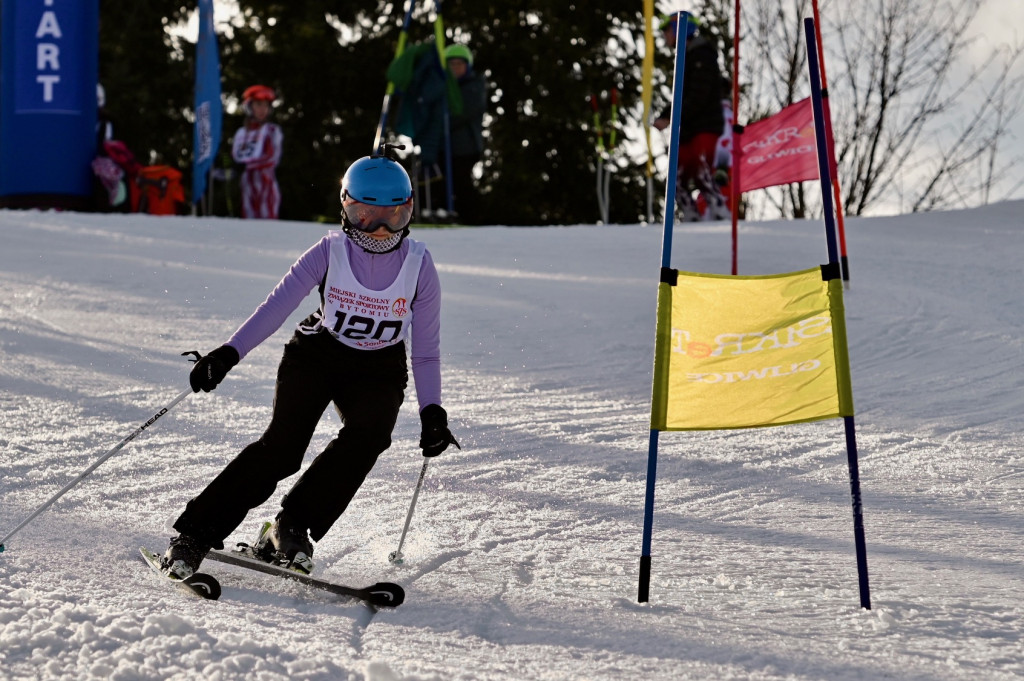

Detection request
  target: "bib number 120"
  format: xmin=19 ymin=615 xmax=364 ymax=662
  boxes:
xmin=333 ymin=311 xmax=402 ymax=341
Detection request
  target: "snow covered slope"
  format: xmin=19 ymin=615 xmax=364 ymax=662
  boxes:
xmin=1 ymin=203 xmax=1021 ymax=680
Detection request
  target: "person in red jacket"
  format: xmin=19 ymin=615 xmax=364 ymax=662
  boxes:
xmin=653 ymin=14 xmax=729 ymax=222
xmin=232 ymin=85 xmax=283 ymax=219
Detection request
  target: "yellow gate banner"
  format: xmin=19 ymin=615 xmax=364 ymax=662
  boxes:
xmin=651 ymin=267 xmax=854 ymax=430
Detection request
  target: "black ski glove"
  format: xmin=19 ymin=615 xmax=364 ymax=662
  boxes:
xmin=188 ymin=345 xmax=240 ymax=393
xmin=419 ymin=404 xmax=461 ymax=457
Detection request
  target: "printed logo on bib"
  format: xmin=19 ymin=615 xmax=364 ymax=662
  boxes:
xmin=326 ymin=286 xmax=405 ymax=349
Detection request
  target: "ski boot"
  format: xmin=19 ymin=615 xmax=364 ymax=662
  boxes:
xmin=161 ymin=534 xmax=210 ymax=580
xmin=254 ymin=513 xmax=314 ymax=575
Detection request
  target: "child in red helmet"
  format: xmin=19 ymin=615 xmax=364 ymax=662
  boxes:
xmin=232 ymin=85 xmax=283 ymax=219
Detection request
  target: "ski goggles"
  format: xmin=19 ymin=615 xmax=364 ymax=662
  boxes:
xmin=342 ymin=197 xmax=413 ymax=233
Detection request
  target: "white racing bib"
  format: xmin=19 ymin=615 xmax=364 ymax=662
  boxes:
xmin=233 ymin=124 xmax=269 ymax=163
xmin=319 ymin=233 xmax=425 ymax=350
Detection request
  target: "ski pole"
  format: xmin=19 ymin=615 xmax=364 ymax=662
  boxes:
xmin=372 ymin=0 xmax=417 ymax=154
xmin=589 ymin=93 xmax=608 ymax=223
xmin=0 ymin=387 xmax=193 ymax=553
xmin=605 ymin=87 xmax=619 ymax=223
xmin=388 ymin=458 xmax=430 ymax=564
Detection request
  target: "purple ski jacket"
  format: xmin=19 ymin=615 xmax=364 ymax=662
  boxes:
xmin=224 ymin=233 xmax=442 ymax=410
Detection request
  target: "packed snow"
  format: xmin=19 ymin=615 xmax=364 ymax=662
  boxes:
xmin=0 ymin=202 xmax=1022 ymax=680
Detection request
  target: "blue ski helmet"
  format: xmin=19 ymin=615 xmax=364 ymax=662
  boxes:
xmin=340 ymin=155 xmax=413 ymax=207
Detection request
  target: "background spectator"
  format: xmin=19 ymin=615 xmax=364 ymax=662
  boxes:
xmin=441 ymin=43 xmax=487 ymax=224
xmin=232 ymin=84 xmax=283 ymax=219
xmin=653 ymin=14 xmax=729 ymax=221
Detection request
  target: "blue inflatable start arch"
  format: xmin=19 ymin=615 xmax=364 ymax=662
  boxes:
xmin=0 ymin=0 xmax=99 ymax=210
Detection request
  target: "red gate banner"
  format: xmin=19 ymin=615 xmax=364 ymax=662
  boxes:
xmin=737 ymin=98 xmax=819 ymax=193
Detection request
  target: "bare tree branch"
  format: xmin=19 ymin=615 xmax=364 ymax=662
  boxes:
xmin=731 ymin=0 xmax=1023 ymax=217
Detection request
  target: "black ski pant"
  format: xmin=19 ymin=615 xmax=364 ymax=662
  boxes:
xmin=174 ymin=331 xmax=407 ymax=549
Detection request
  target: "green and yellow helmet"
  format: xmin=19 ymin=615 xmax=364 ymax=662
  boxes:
xmin=659 ymin=13 xmax=700 ymax=39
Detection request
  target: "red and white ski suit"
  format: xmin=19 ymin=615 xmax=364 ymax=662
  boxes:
xmin=232 ymin=121 xmax=283 ymax=219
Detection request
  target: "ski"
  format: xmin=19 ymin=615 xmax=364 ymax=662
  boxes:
xmin=139 ymin=547 xmax=222 ymax=600
xmin=205 ymin=548 xmax=405 ymax=608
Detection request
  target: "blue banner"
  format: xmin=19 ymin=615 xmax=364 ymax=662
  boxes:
xmin=192 ymin=0 xmax=222 ymax=204
xmin=0 ymin=0 xmax=99 ymax=200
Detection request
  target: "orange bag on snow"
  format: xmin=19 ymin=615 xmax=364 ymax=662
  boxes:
xmin=134 ymin=165 xmax=186 ymax=215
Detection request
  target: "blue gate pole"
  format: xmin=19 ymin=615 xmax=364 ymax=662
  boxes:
xmin=0 ymin=0 xmax=99 ymax=210
xmin=639 ymin=11 xmax=689 ymax=604
xmin=804 ymin=19 xmax=840 ymax=265
xmin=804 ymin=17 xmax=871 ymax=610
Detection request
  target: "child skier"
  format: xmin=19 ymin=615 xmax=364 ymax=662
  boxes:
xmin=232 ymin=84 xmax=283 ymax=219
xmin=161 ymin=153 xmax=459 ymax=578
